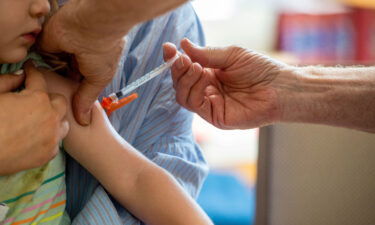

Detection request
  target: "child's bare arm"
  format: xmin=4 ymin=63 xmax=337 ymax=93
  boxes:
xmin=41 ymin=69 xmax=212 ymax=225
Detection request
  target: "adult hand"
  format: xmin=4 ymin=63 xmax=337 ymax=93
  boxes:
xmin=163 ymin=39 xmax=289 ymax=129
xmin=0 ymin=62 xmax=69 ymax=175
xmin=39 ymin=0 xmax=188 ymax=125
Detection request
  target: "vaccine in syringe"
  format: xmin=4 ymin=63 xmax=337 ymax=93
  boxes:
xmin=101 ymin=53 xmax=180 ymax=115
xmin=108 ymin=53 xmax=180 ymax=102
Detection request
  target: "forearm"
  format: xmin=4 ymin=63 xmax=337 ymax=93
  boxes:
xmin=69 ymin=130 xmax=211 ymax=225
xmin=121 ymin=161 xmax=212 ymax=225
xmin=71 ymin=111 xmax=212 ymax=225
xmin=276 ymin=66 xmax=375 ymax=132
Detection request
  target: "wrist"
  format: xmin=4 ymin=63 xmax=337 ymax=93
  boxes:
xmin=276 ymin=66 xmax=341 ymax=124
xmin=271 ymin=65 xmax=304 ymax=123
xmin=277 ymin=66 xmax=375 ymax=129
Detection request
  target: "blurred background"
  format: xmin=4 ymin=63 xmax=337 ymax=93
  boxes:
xmin=191 ymin=0 xmax=375 ymax=225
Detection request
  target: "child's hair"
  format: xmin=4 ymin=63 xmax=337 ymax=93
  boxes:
xmin=49 ymin=0 xmax=59 ymax=15
xmin=36 ymin=0 xmax=71 ymax=73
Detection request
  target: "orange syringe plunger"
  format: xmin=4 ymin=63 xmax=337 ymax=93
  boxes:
xmin=101 ymin=93 xmax=138 ymax=116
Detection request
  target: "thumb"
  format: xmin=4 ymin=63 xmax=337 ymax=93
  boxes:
xmin=73 ymin=79 xmax=107 ymax=126
xmin=0 ymin=72 xmax=25 ymax=93
xmin=180 ymin=38 xmax=232 ymax=69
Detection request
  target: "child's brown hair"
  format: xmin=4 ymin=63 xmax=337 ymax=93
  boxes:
xmin=49 ymin=0 xmax=59 ymax=15
xmin=37 ymin=0 xmax=70 ymax=72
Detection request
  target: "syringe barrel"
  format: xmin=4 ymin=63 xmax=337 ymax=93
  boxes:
xmin=110 ymin=53 xmax=180 ymax=101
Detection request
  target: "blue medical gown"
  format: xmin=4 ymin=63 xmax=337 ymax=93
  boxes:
xmin=64 ymin=3 xmax=209 ymax=225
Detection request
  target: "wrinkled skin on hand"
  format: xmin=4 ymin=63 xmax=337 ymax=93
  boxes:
xmin=39 ymin=0 xmax=188 ymax=125
xmin=164 ymin=39 xmax=289 ymax=130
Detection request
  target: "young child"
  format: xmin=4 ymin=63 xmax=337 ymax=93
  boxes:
xmin=0 ymin=1 xmax=69 ymax=224
xmin=0 ymin=0 xmax=212 ymax=225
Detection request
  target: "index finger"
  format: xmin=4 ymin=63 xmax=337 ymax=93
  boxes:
xmin=24 ymin=61 xmax=48 ymax=92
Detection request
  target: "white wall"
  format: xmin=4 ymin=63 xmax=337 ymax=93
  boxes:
xmin=261 ymin=124 xmax=375 ymax=225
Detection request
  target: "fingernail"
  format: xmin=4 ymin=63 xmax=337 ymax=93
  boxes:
xmin=13 ymin=69 xmax=24 ymax=76
xmin=81 ymin=110 xmax=91 ymax=125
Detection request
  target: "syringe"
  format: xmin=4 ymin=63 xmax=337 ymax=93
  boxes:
xmin=109 ymin=53 xmax=180 ymax=102
xmin=101 ymin=53 xmax=180 ymax=116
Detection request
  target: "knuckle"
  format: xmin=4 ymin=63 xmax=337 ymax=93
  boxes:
xmin=227 ymin=45 xmax=246 ymax=58
xmin=178 ymin=77 xmax=191 ymax=89
xmin=207 ymin=47 xmax=215 ymax=61
xmin=228 ymin=45 xmax=243 ymax=52
xmin=90 ymin=74 xmax=113 ymax=86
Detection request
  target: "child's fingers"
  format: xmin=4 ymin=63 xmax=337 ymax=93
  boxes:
xmin=171 ymin=54 xmax=192 ymax=87
xmin=175 ymin=62 xmax=203 ymax=109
